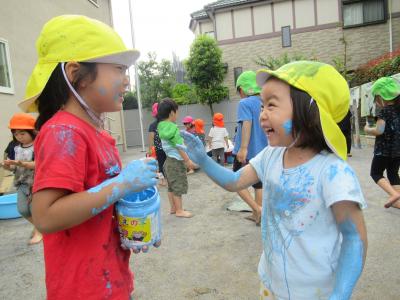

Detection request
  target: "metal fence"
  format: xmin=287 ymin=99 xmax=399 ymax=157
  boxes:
xmin=123 ymin=99 xmax=241 ymax=147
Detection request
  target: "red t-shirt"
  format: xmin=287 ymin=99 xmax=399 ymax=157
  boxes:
xmin=33 ymin=111 xmax=133 ymax=300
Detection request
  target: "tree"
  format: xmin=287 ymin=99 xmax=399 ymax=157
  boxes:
xmin=255 ymin=52 xmax=317 ymax=70
xmin=123 ymin=91 xmax=138 ymax=110
xmin=186 ymin=35 xmax=228 ymax=115
xmin=137 ymin=52 xmax=175 ymax=107
xmin=172 ymin=83 xmax=198 ymax=105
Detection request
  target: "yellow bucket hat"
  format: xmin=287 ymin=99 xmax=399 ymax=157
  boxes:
xmin=256 ymin=61 xmax=350 ymax=160
xmin=19 ymin=15 xmax=140 ymax=112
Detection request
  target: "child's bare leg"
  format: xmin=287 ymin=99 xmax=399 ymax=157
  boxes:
xmin=238 ymin=189 xmax=261 ymax=223
xmin=27 ymin=217 xmax=43 ymax=245
xmin=173 ymin=194 xmax=193 ymax=218
xmin=168 ymin=192 xmax=176 ymax=214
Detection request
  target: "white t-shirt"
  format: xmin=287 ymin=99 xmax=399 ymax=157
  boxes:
xmin=208 ymin=127 xmax=229 ymax=150
xmin=250 ymin=147 xmax=366 ymax=300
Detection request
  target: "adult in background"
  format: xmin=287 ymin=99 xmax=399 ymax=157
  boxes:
xmin=148 ymin=102 xmax=167 ymax=186
xmin=233 ymin=71 xmax=268 ymax=225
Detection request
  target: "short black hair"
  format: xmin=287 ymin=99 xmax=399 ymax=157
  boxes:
xmin=11 ymin=129 xmax=37 ymax=141
xmin=156 ymin=98 xmax=178 ymax=121
xmin=290 ymin=86 xmax=331 ymax=154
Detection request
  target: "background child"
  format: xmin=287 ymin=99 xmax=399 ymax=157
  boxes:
xmin=364 ymin=77 xmax=400 ymax=209
xmin=208 ymin=113 xmax=229 ymax=166
xmin=194 ymin=118 xmax=206 ymax=146
xmin=3 ymin=113 xmax=42 ymax=245
xmin=183 ymin=115 xmax=196 ymax=174
xmin=180 ymin=61 xmax=367 ymax=300
xmin=18 ymin=15 xmax=158 ymax=299
xmin=157 ymin=98 xmax=195 ymax=218
xmin=148 ymin=102 xmax=167 ymax=186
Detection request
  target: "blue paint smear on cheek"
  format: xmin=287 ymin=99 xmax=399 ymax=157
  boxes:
xmin=98 ymin=87 xmax=107 ymax=96
xmin=282 ymin=120 xmax=292 ymax=135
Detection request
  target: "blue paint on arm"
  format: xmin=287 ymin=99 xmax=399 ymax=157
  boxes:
xmin=88 ymin=159 xmax=158 ymax=215
xmin=376 ymin=122 xmax=385 ymax=135
xmin=329 ymin=219 xmax=364 ymax=300
xmin=282 ymin=120 xmax=292 ymax=135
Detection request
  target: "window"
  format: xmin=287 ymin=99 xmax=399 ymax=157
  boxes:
xmin=0 ymin=39 xmax=14 ymax=94
xmin=233 ymin=67 xmax=243 ymax=86
xmin=281 ymin=26 xmax=291 ymax=48
xmin=205 ymin=31 xmax=215 ymax=38
xmin=343 ymin=0 xmax=386 ymax=28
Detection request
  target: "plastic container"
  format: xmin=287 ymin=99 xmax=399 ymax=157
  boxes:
xmin=0 ymin=193 xmax=21 ymax=219
xmin=116 ymin=186 xmax=161 ymax=250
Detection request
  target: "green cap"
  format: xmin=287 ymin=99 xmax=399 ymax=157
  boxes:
xmin=371 ymin=77 xmax=400 ymax=101
xmin=236 ymin=70 xmax=261 ymax=95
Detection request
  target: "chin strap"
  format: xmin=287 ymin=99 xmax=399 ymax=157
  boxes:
xmin=61 ymin=62 xmax=104 ymax=128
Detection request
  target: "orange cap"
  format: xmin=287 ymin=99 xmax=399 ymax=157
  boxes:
xmin=194 ymin=119 xmax=205 ymax=134
xmin=213 ymin=113 xmax=224 ymax=127
xmin=9 ymin=113 xmax=36 ymax=130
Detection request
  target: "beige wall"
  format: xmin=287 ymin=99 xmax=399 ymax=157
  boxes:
xmin=221 ymin=26 xmax=344 ymax=99
xmin=233 ymin=8 xmax=252 ymax=38
xmin=253 ymin=4 xmax=273 ymax=35
xmin=200 ymin=20 xmax=214 ymax=34
xmin=216 ymin=11 xmax=233 ymax=40
xmin=274 ymin=1 xmax=293 ymax=30
xmin=316 ymin=0 xmax=339 ymax=25
xmin=0 ymin=0 xmax=113 ymax=152
xmin=392 ymin=0 xmax=400 ymax=13
xmin=295 ymin=0 xmax=315 ymax=28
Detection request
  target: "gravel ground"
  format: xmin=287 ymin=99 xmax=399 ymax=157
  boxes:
xmin=0 ymin=145 xmax=399 ymax=299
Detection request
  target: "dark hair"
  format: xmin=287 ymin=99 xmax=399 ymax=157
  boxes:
xmin=11 ymin=129 xmax=37 ymax=141
xmin=290 ymin=86 xmax=331 ymax=154
xmin=35 ymin=62 xmax=97 ymax=130
xmin=156 ymin=98 xmax=178 ymax=122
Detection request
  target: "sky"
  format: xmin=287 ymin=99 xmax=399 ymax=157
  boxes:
xmin=111 ymin=0 xmax=211 ymax=62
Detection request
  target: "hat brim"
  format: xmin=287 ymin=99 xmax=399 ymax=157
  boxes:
xmin=256 ymin=69 xmax=347 ymax=160
xmin=19 ymin=49 xmax=140 ymax=113
xmin=84 ymin=49 xmax=140 ymax=67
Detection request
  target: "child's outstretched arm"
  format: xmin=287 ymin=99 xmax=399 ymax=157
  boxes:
xmin=179 ymin=131 xmax=259 ymax=191
xmin=329 ymin=201 xmax=368 ymax=300
xmin=32 ymin=159 xmax=158 ymax=234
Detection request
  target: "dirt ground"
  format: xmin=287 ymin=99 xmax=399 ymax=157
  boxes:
xmin=0 ymin=145 xmax=399 ymax=300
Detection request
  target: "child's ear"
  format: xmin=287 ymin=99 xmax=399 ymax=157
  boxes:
xmin=64 ymin=62 xmax=81 ymax=84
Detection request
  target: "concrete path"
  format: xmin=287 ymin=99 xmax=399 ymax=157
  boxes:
xmin=0 ymin=145 xmax=399 ymax=299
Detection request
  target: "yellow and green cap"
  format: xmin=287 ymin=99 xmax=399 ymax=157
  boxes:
xmin=236 ymin=70 xmax=261 ymax=96
xmin=371 ymin=77 xmax=400 ymax=101
xmin=256 ymin=61 xmax=350 ymax=160
xmin=19 ymin=15 xmax=140 ymax=112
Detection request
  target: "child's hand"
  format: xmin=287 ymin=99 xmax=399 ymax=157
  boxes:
xmin=117 ymin=159 xmax=159 ymax=195
xmin=179 ymin=131 xmax=208 ymax=165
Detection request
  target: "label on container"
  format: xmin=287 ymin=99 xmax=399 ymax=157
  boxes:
xmin=118 ymin=214 xmax=154 ymax=245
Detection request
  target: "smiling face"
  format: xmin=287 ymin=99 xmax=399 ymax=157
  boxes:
xmin=82 ymin=63 xmax=129 ymax=113
xmin=259 ymin=77 xmax=295 ymax=147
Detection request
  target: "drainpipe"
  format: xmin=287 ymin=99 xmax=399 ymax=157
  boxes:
xmin=389 ymin=0 xmax=393 ymax=55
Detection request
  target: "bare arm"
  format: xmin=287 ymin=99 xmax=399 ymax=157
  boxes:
xmin=148 ymin=132 xmax=155 ymax=154
xmin=329 ymin=201 xmax=367 ymax=300
xmin=179 ymin=131 xmax=259 ymax=191
xmin=237 ymin=121 xmax=251 ymax=163
xmin=364 ymin=119 xmax=385 ymax=136
xmin=31 ymin=159 xmax=158 ymax=233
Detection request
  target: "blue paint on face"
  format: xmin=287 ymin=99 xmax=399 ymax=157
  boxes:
xmin=98 ymin=87 xmax=107 ymax=96
xmin=331 ymin=219 xmax=364 ymax=299
xmin=282 ymin=120 xmax=292 ymax=135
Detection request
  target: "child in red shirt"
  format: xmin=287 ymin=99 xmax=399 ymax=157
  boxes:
xmin=18 ymin=15 xmax=158 ymax=299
